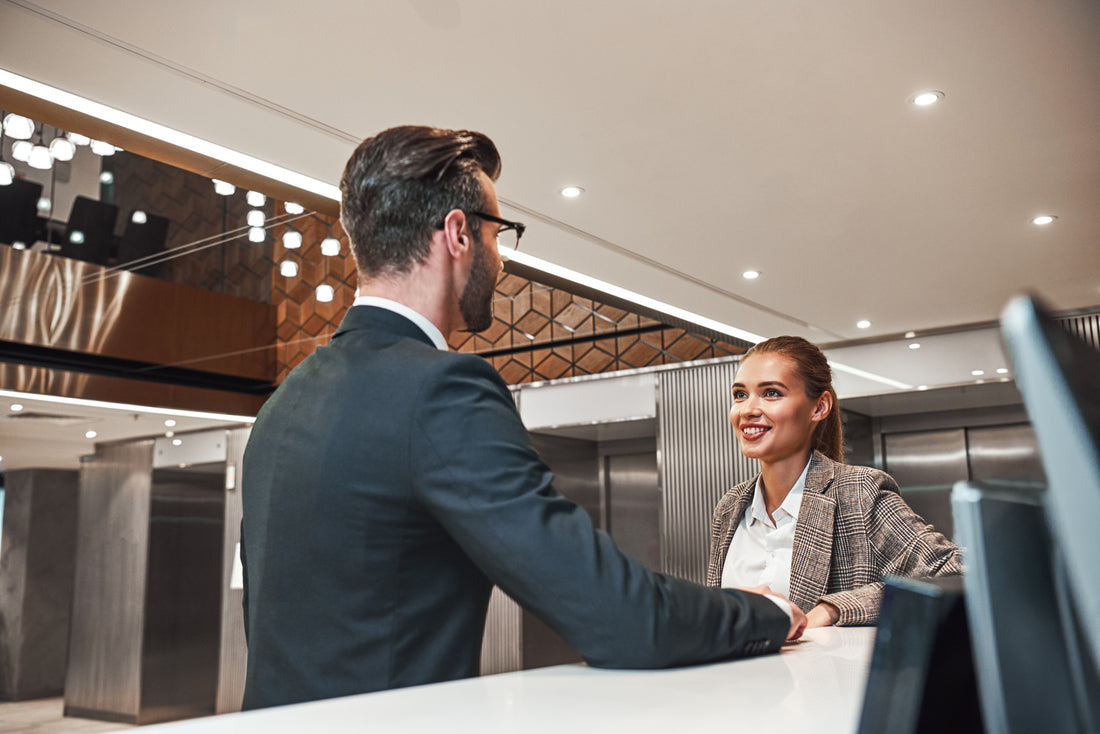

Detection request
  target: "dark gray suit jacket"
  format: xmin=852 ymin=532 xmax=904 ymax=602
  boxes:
xmin=240 ymin=306 xmax=788 ymax=709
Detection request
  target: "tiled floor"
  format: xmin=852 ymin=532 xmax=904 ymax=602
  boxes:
xmin=0 ymin=698 xmax=134 ymax=733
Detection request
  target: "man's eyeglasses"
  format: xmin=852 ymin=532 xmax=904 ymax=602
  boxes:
xmin=470 ymin=211 xmax=526 ymax=251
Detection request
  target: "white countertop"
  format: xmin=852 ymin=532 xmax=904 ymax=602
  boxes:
xmin=146 ymin=627 xmax=875 ymax=733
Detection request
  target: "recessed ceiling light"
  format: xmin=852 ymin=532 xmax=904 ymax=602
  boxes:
xmin=164 ymin=419 xmax=176 ymax=427
xmin=917 ymin=385 xmax=929 ymax=391
xmin=172 ymin=438 xmax=183 ymax=446
xmin=248 ymin=227 xmax=265 ymax=243
xmin=856 ymin=320 xmax=871 ymax=329
xmin=284 ymin=202 xmax=305 ymax=214
xmin=909 ymin=343 xmax=921 ymax=350
xmin=165 ymin=430 xmax=175 ymax=438
xmin=131 ymin=210 xmax=147 ymax=224
xmin=280 ymin=260 xmax=299 ymax=278
xmin=246 ymin=191 xmax=266 ymax=207
xmin=971 ymin=370 xmax=985 ymax=376
xmin=85 ymin=430 xmax=97 ymax=439
xmin=996 ymin=368 xmax=1008 ymax=375
xmin=213 ymin=179 xmax=236 ymax=196
xmin=1032 ymin=215 xmax=1056 ymax=226
xmin=316 ymin=284 xmax=335 ymax=302
xmin=905 ymin=331 xmax=916 ymax=339
xmin=69 ymin=230 xmax=85 ymax=244
xmin=911 ymin=90 xmax=945 ymax=106
xmin=742 ymin=270 xmax=760 ymax=280
xmin=560 ymin=186 xmax=584 ymax=198
xmin=11 ymin=403 xmax=24 ymax=411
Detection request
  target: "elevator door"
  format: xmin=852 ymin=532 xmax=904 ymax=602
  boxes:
xmin=606 ymin=452 xmax=660 ymax=570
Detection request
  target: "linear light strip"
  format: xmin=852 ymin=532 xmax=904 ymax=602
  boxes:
xmin=827 ymin=360 xmax=912 ymax=390
xmin=0 ymin=389 xmax=256 ymax=423
xmin=0 ymin=68 xmax=340 ymax=200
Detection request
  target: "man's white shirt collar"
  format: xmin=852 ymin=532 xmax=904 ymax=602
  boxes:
xmin=352 ymin=296 xmax=448 ymax=351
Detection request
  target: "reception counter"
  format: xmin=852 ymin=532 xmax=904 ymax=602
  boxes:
xmin=142 ymin=627 xmax=875 ymax=733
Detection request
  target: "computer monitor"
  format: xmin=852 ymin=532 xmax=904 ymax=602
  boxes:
xmin=949 ymin=294 xmax=1100 ymax=732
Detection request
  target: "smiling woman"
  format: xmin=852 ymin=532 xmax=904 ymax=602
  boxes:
xmin=707 ymin=336 xmax=962 ymax=628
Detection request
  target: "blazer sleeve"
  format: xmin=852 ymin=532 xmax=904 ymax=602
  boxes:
xmin=410 ymin=355 xmax=790 ymax=668
xmin=819 ymin=472 xmax=962 ymax=626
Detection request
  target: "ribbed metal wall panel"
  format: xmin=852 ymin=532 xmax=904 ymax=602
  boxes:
xmin=1059 ymin=312 xmax=1100 ymax=350
xmin=657 ymin=359 xmax=757 ymax=583
xmin=479 ymin=587 xmax=523 ymax=675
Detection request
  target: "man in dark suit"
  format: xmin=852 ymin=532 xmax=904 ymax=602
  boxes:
xmin=240 ymin=125 xmax=805 ymax=710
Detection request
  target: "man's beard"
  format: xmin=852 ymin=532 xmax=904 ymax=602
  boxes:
xmin=458 ymin=238 xmax=496 ymax=332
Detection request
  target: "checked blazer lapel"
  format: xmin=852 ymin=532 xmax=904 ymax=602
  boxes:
xmin=788 ymin=451 xmax=838 ymax=613
xmin=706 ymin=482 xmax=756 ymax=587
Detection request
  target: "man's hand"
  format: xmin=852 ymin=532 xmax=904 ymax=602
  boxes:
xmin=738 ymin=585 xmax=807 ymax=641
xmin=805 ymin=602 xmax=840 ymax=629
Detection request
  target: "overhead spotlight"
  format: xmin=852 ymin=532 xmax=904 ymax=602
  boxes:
xmin=49 ymin=135 xmax=76 ymax=162
xmin=85 ymin=430 xmax=97 ymax=439
xmin=246 ymin=190 xmax=266 ymax=207
xmin=27 ymin=144 xmax=52 ymax=170
xmin=131 ymin=210 xmax=147 ymax=224
xmin=856 ymin=320 xmax=871 ymax=329
xmin=917 ymin=385 xmax=929 ymax=391
xmin=247 ymin=209 xmax=265 ymax=227
xmin=213 ymin=179 xmax=236 ymax=196
xmin=11 ymin=139 xmax=32 ymax=162
xmin=248 ymin=227 xmax=265 ymax=243
xmin=321 ymin=236 xmax=340 ymax=256
xmin=99 ymin=171 xmax=114 ymax=184
xmin=911 ymin=90 xmax=944 ymax=106
xmin=971 ymin=369 xmax=985 ymax=376
xmin=36 ymin=196 xmax=51 ymax=214
xmin=164 ymin=419 xmax=176 ymax=427
xmin=284 ymin=201 xmax=305 ymax=214
xmin=742 ymin=270 xmax=760 ymax=280
xmin=11 ymin=241 xmax=26 ymax=250
xmin=908 ymin=343 xmax=921 ymax=350
xmin=1032 ymin=215 xmax=1056 ymax=226
xmin=2 ymin=113 xmax=34 ymax=139
xmin=282 ymin=228 xmax=302 ymax=249
xmin=165 ymin=430 xmax=175 ymax=438
xmin=89 ymin=139 xmax=116 ymax=156
xmin=904 ymin=331 xmax=916 ymax=339
xmin=0 ymin=161 xmax=13 ymax=186
xmin=66 ymin=131 xmax=91 ymax=146
xmin=172 ymin=438 xmax=183 ymax=446
xmin=279 ymin=259 xmax=299 ymax=277
xmin=69 ymin=230 xmax=85 ymax=244
xmin=996 ymin=368 xmax=1009 ymax=375
xmin=316 ymin=284 xmax=335 ymax=302
xmin=560 ymin=186 xmax=584 ymax=198
xmin=10 ymin=403 xmax=23 ymax=412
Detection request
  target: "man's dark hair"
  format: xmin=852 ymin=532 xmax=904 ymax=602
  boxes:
xmin=339 ymin=125 xmax=502 ymax=277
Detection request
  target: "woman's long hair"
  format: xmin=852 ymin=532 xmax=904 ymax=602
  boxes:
xmin=741 ymin=335 xmax=844 ymax=462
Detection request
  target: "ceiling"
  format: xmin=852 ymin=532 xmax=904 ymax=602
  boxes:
xmin=0 ymin=0 xmax=1098 ymax=468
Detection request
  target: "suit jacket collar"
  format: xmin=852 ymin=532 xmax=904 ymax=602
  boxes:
xmin=333 ymin=305 xmax=438 ymax=348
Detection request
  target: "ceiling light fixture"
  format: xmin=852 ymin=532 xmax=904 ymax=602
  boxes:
xmin=85 ymin=430 xmax=97 ymax=439
xmin=213 ymin=179 xmax=236 ymax=196
xmin=131 ymin=210 xmax=147 ymax=224
xmin=66 ymin=131 xmax=91 ymax=146
xmin=246 ymin=190 xmax=266 ymax=207
xmin=2 ymin=113 xmax=34 ymax=139
xmin=996 ymin=368 xmax=1009 ymax=375
xmin=89 ymin=139 xmax=116 ymax=156
xmin=911 ymin=90 xmax=945 ymax=106
xmin=49 ymin=134 xmax=76 ymax=162
xmin=282 ymin=228 xmax=302 ymax=249
xmin=248 ymin=227 xmax=265 ymax=243
xmin=69 ymin=230 xmax=85 ymax=244
xmin=316 ymin=284 xmax=335 ymax=302
xmin=279 ymin=260 xmax=298 ymax=278
xmin=971 ymin=369 xmax=985 ymax=376
xmin=27 ymin=142 xmax=52 ymax=170
xmin=909 ymin=343 xmax=921 ymax=350
xmin=11 ymin=139 xmax=32 ymax=162
xmin=1032 ymin=215 xmax=1056 ymax=226
xmin=0 ymin=388 xmax=256 ymax=425
xmin=164 ymin=419 xmax=176 ymax=427
xmin=99 ymin=171 xmax=114 ymax=184
xmin=560 ymin=186 xmax=584 ymax=198
xmin=36 ymin=197 xmax=51 ymax=214
xmin=905 ymin=331 xmax=916 ymax=339
xmin=742 ymin=270 xmax=760 ymax=280
xmin=247 ymin=209 xmax=265 ymax=227
xmin=11 ymin=241 xmax=26 ymax=250
xmin=10 ymin=403 xmax=23 ymax=411
xmin=172 ymin=438 xmax=183 ymax=446
xmin=284 ymin=202 xmax=305 ymax=214
xmin=856 ymin=320 xmax=871 ymax=329
xmin=321 ymin=236 xmax=340 ymax=257
xmin=0 ymin=162 xmax=12 ymax=186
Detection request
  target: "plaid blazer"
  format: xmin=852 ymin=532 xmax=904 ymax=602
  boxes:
xmin=706 ymin=450 xmax=961 ymax=625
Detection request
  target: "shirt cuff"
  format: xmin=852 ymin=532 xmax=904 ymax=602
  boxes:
xmin=763 ymin=593 xmax=793 ymax=620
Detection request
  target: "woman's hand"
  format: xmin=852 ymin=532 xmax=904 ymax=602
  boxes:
xmin=806 ymin=602 xmax=840 ymax=628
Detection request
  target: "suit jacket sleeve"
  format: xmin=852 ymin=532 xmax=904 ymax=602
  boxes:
xmin=819 ymin=471 xmax=962 ymax=626
xmin=410 ymin=355 xmax=790 ymax=668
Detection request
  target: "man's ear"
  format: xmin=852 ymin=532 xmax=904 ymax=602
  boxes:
xmin=441 ymin=208 xmax=470 ymax=259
